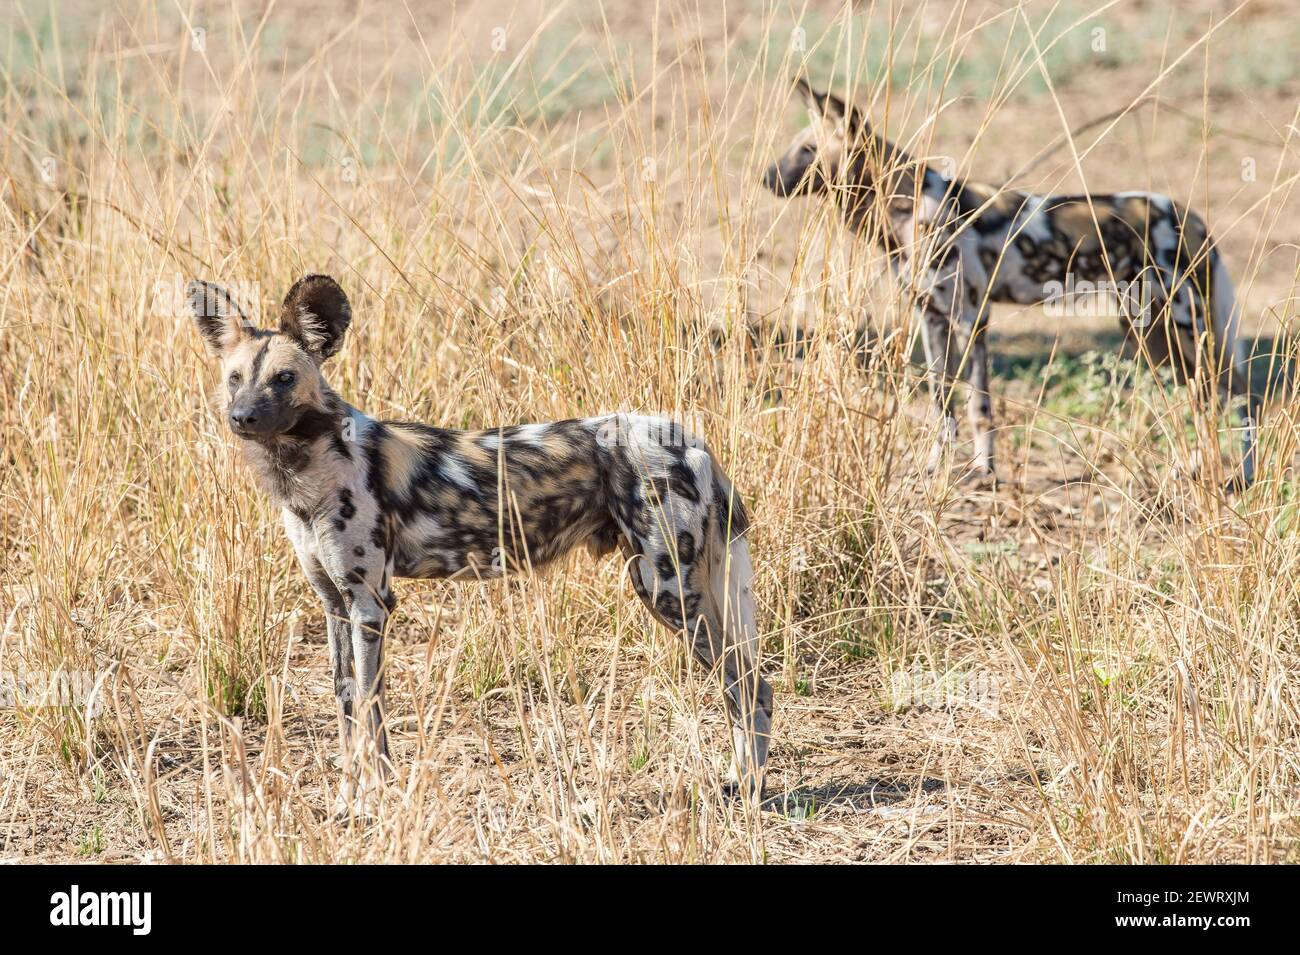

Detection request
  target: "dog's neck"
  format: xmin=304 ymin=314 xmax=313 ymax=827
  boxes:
xmin=237 ymin=391 xmax=357 ymax=511
xmin=834 ymin=125 xmax=950 ymax=250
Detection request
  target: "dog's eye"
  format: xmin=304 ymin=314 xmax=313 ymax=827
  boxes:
xmin=228 ymin=371 xmax=241 ymax=386
xmin=276 ymin=371 xmax=296 ymax=385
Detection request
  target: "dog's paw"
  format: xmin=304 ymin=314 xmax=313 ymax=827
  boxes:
xmin=332 ymin=789 xmax=384 ymax=822
xmin=331 ymin=789 xmax=355 ymax=822
xmin=721 ymin=766 xmax=765 ymax=804
xmin=924 ymin=449 xmax=950 ymax=477
xmin=330 ymin=771 xmax=391 ymax=821
xmin=721 ymin=779 xmax=764 ymax=804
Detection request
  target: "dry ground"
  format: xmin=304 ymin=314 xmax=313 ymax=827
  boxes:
xmin=3 ymin=0 xmax=1300 ymax=863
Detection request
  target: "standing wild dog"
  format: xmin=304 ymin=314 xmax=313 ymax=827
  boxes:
xmin=186 ymin=274 xmax=773 ymax=804
xmin=763 ymin=79 xmax=1257 ymax=488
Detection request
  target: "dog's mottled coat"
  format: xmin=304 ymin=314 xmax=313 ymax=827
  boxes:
xmin=764 ymin=79 xmax=1256 ymax=487
xmin=187 ymin=275 xmax=772 ymax=802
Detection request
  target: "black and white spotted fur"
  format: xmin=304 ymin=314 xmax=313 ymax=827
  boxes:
xmin=764 ymin=79 xmax=1257 ymax=488
xmin=187 ymin=275 xmax=773 ymax=805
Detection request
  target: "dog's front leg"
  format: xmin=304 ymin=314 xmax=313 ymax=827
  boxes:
xmin=918 ymin=296 xmax=959 ymax=471
xmin=286 ymin=520 xmax=360 ymax=812
xmin=316 ymin=579 xmax=359 ymax=810
xmin=294 ymin=553 xmax=356 ymax=795
xmin=347 ymin=583 xmax=391 ymax=783
xmin=307 ymin=570 xmax=355 ymax=766
xmin=285 ymin=519 xmax=352 ymax=750
xmin=958 ymin=305 xmax=994 ymax=477
xmin=309 ymin=512 xmax=394 ymax=812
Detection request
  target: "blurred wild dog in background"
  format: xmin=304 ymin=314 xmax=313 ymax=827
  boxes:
xmin=764 ymin=78 xmax=1256 ymax=489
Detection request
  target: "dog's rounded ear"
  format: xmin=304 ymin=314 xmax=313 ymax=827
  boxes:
xmin=186 ymin=280 xmax=254 ymax=355
xmin=280 ymin=274 xmax=351 ymax=360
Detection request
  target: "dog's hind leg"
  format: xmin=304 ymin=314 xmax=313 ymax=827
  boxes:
xmin=704 ymin=531 xmax=772 ymax=797
xmin=1225 ymin=352 xmax=1258 ymax=492
xmin=1166 ymin=280 xmax=1242 ymax=487
xmin=1199 ymin=333 xmax=1259 ymax=493
xmin=615 ymin=456 xmax=772 ymax=799
xmin=1206 ymin=253 xmax=1257 ymax=491
xmin=621 ymin=532 xmax=772 ymax=799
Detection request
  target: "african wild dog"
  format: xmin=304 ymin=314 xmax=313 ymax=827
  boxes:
xmin=763 ymin=79 xmax=1257 ymax=488
xmin=186 ymin=275 xmax=772 ymax=805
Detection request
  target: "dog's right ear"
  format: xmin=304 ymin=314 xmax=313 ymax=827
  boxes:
xmin=186 ymin=280 xmax=252 ymax=356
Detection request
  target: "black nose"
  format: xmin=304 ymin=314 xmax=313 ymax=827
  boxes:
xmin=230 ymin=408 xmax=258 ymax=429
xmin=762 ymin=164 xmax=787 ymax=196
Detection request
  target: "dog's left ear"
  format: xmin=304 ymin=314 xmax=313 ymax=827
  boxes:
xmin=280 ymin=274 xmax=351 ymax=360
xmin=795 ymin=79 xmax=861 ymax=134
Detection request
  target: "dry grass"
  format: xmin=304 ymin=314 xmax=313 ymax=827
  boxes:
xmin=2 ymin=0 xmax=1300 ymax=863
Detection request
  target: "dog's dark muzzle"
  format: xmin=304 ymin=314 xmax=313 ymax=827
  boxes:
xmin=763 ymin=160 xmax=821 ymax=198
xmin=228 ymin=399 xmax=297 ymax=440
xmin=762 ymin=162 xmax=791 ymax=196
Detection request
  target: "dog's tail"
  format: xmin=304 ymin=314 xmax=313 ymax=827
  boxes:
xmin=705 ymin=463 xmax=756 ymax=652
xmin=696 ymin=446 xmax=755 ymax=651
xmin=708 ymin=452 xmax=750 ymax=540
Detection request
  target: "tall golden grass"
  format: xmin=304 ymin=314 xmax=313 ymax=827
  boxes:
xmin=2 ymin=0 xmax=1299 ymax=862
